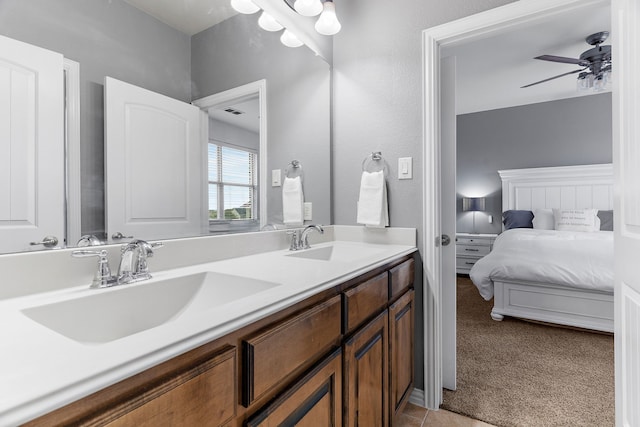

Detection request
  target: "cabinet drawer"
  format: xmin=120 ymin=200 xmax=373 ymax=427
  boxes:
xmin=457 ymin=257 xmax=479 ymax=270
xmin=242 ymin=295 xmax=342 ymax=407
xmin=457 ymin=236 xmax=491 ymax=246
xmin=457 ymin=244 xmax=490 ymax=257
xmin=343 ymin=272 xmax=389 ymax=334
xmin=389 ymin=259 xmax=414 ymax=300
xmin=245 ymin=349 xmax=342 ymax=427
xmin=106 ymin=346 xmax=236 ymax=427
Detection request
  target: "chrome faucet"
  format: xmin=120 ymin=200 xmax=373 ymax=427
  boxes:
xmin=117 ymin=239 xmax=163 ymax=285
xmin=301 ymin=224 xmax=324 ymax=249
xmin=288 ymin=225 xmax=324 ymax=251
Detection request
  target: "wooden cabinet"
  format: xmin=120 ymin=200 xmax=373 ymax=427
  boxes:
xmin=26 ymin=255 xmax=416 ymax=427
xmin=105 ymin=346 xmax=236 ymax=427
xmin=245 ymin=349 xmax=342 ymax=427
xmin=343 ymin=311 xmax=389 ymax=427
xmin=389 ymin=290 xmax=414 ymax=421
xmin=242 ymin=295 xmax=342 ymax=407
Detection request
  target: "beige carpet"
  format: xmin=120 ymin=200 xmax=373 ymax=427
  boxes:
xmin=441 ymin=277 xmax=614 ymax=427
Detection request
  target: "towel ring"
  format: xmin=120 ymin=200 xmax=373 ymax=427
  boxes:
xmin=285 ymin=159 xmax=304 ymax=181
xmin=362 ymin=152 xmax=388 ymax=176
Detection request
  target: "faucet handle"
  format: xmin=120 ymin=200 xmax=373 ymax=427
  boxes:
xmin=72 ymin=249 xmax=117 ymax=288
xmin=286 ymin=230 xmax=301 ymax=251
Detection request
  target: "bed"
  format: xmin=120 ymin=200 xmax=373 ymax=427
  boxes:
xmin=469 ymin=164 xmax=614 ymax=333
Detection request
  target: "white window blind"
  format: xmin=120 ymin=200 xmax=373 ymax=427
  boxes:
xmin=208 ymin=142 xmax=257 ymax=221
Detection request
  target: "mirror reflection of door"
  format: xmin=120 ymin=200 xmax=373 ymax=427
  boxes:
xmin=0 ymin=35 xmax=65 ymax=253
xmin=104 ymin=77 xmax=204 ymax=243
xmin=206 ymin=96 xmax=260 ymax=235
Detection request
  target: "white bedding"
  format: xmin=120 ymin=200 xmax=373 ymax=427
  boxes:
xmin=469 ymin=228 xmax=614 ymax=300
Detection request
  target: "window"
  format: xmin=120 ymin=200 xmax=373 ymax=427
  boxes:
xmin=208 ymin=142 xmax=257 ymax=223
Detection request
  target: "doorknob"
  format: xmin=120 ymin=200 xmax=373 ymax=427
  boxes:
xmin=435 ymin=234 xmax=451 ymax=247
xmin=112 ymin=232 xmax=133 ymax=240
xmin=30 ymin=236 xmax=59 ymax=248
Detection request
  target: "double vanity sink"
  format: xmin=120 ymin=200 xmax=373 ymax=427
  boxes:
xmin=0 ymin=226 xmax=416 ymax=425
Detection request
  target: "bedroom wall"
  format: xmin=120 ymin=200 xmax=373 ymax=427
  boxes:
xmin=456 ymin=92 xmax=613 ymax=235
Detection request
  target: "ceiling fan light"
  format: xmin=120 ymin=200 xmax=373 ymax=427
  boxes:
xmin=280 ymin=29 xmax=303 ymax=48
xmin=315 ymin=0 xmax=341 ymax=36
xmin=258 ymin=11 xmax=283 ymax=32
xmin=294 ymin=0 xmax=323 ymax=17
xmin=230 ymin=0 xmax=260 ymax=14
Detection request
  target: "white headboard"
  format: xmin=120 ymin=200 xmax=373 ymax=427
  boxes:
xmin=498 ymin=164 xmax=613 ymax=211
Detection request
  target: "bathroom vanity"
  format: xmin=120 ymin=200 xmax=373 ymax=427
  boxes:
xmin=0 ymin=226 xmax=417 ymax=426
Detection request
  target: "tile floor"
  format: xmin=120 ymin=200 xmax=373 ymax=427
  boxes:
xmin=397 ymin=403 xmax=496 ymax=427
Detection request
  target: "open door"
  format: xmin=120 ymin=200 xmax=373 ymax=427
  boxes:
xmin=104 ymin=77 xmax=204 ymax=243
xmin=441 ymin=56 xmax=457 ymax=390
xmin=613 ymin=1 xmax=640 ymax=425
xmin=0 ymin=35 xmax=64 ymax=253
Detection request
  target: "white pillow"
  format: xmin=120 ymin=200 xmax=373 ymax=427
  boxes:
xmin=532 ymin=209 xmax=555 ymax=230
xmin=552 ymin=208 xmax=600 ymax=232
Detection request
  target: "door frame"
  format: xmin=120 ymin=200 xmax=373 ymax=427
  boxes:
xmin=192 ymin=80 xmax=268 ymax=230
xmin=421 ymin=0 xmax=611 ymax=409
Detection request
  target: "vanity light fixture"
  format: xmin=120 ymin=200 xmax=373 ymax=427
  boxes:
xmin=314 ymin=0 xmax=341 ymax=36
xmin=230 ymin=0 xmax=260 ymax=14
xmin=231 ymin=0 xmax=341 ymax=50
xmin=293 ymin=0 xmax=323 ymax=17
xmin=258 ymin=11 xmax=284 ymax=32
xmin=280 ymin=29 xmax=304 ymax=48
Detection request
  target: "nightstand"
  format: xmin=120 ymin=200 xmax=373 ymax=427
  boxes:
xmin=456 ymin=233 xmax=498 ymax=275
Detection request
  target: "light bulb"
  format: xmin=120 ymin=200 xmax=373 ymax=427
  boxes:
xmin=258 ymin=11 xmax=283 ymax=32
xmin=280 ymin=29 xmax=303 ymax=48
xmin=315 ymin=1 xmax=341 ymax=36
xmin=230 ymin=0 xmax=259 ymax=14
xmin=294 ymin=0 xmax=322 ymax=17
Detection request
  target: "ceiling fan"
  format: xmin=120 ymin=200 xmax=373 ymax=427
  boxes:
xmin=521 ymin=31 xmax=612 ymax=89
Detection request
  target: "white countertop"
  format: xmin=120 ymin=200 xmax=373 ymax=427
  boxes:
xmin=0 ymin=234 xmax=416 ymax=426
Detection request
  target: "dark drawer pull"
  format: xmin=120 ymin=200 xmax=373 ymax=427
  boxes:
xmin=465 ymin=262 xmax=475 ymax=265
xmin=464 ymin=248 xmax=479 ymax=252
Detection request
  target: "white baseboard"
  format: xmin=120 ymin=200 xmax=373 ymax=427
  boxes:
xmin=409 ymin=388 xmax=426 ymax=407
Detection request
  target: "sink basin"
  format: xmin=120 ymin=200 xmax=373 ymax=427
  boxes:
xmin=285 ymin=243 xmax=386 ymax=262
xmin=22 ymin=272 xmax=280 ymax=344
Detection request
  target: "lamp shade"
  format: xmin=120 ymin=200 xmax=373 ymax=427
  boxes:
xmin=462 ymin=197 xmax=485 ymax=212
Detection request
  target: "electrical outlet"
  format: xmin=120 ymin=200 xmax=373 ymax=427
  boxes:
xmin=488 ymin=215 xmax=493 ymax=224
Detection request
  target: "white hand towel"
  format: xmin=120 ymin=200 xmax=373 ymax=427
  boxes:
xmin=356 ymin=171 xmax=389 ymax=228
xmin=282 ymin=176 xmax=304 ymax=225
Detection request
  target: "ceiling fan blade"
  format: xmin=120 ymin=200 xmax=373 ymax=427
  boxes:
xmin=535 ymin=55 xmax=588 ymax=66
xmin=521 ymin=68 xmax=586 ymax=88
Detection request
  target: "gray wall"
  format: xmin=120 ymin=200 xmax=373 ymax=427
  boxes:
xmin=191 ymin=13 xmax=332 ymax=226
xmin=0 ymin=0 xmax=191 ymax=238
xmin=456 ymin=93 xmax=613 ymax=235
xmin=209 ymin=119 xmax=259 ymax=152
xmin=332 ymin=0 xmax=516 ymax=390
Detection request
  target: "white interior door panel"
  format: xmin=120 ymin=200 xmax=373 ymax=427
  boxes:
xmin=105 ymin=77 xmax=204 ymax=242
xmin=0 ymin=35 xmax=64 ymax=253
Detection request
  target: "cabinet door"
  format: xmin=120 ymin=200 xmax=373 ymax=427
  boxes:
xmin=389 ymin=290 xmax=414 ymax=422
xmin=343 ymin=311 xmax=389 ymax=427
xmin=246 ymin=349 xmax=342 ymax=427
xmin=105 ymin=346 xmax=236 ymax=427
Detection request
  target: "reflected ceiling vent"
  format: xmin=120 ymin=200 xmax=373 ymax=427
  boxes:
xmin=224 ymin=107 xmax=245 ymax=115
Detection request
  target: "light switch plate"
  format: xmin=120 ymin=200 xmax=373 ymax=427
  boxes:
xmin=272 ymin=169 xmax=282 ymax=187
xmin=398 ymin=157 xmax=413 ymax=180
xmin=304 ymin=202 xmax=312 ymax=220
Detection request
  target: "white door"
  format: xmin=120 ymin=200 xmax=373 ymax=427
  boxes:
xmin=613 ymin=1 xmax=640 ymax=425
xmin=0 ymin=35 xmax=64 ymax=253
xmin=105 ymin=77 xmax=204 ymax=243
xmin=441 ymin=56 xmax=457 ymax=390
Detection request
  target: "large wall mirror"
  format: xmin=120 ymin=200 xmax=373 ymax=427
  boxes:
xmin=0 ymin=0 xmax=331 ymax=254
